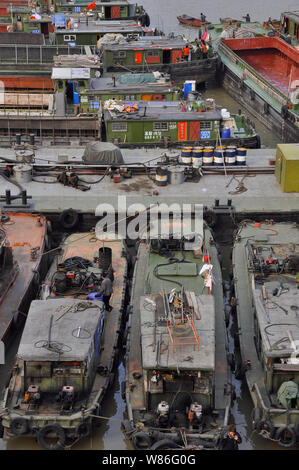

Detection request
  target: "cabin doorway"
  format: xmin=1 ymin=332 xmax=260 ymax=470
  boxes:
xmin=65 ymin=81 xmax=79 ymax=114
xmin=162 ymin=50 xmax=171 ymax=64
xmin=41 ymin=22 xmax=49 ymax=35
xmin=105 ymin=6 xmax=111 ymax=18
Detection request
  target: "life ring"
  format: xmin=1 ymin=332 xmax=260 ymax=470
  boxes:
xmin=58 ymin=208 xmax=79 ymax=230
xmin=144 ymin=13 xmax=150 ymax=27
xmin=251 ymin=407 xmax=263 ymax=431
xmin=76 ymin=421 xmax=91 ymax=438
xmin=150 ymin=439 xmax=180 ymax=450
xmin=132 ymin=431 xmax=152 ymax=449
xmin=10 ymin=417 xmax=28 ymax=436
xmin=275 ymin=426 xmax=296 ymax=448
xmin=37 ymin=424 xmax=66 ymax=450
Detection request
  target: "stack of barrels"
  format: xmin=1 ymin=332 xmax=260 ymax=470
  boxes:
xmin=180 ymin=146 xmax=247 ymax=166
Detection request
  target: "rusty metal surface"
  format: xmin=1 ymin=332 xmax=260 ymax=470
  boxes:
xmin=0 ymin=212 xmax=47 ymax=342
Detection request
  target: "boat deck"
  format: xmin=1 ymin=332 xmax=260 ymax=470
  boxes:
xmin=0 ymin=213 xmax=47 ymax=342
xmin=232 ymin=222 xmax=299 ymax=408
xmin=0 ymin=147 xmax=298 ymax=215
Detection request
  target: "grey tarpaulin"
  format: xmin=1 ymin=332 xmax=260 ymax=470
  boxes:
xmin=82 ymin=141 xmax=124 ymax=165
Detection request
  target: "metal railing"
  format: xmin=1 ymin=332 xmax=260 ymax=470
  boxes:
xmin=0 ymin=44 xmax=97 ymax=65
xmin=218 ymin=41 xmax=288 ymax=106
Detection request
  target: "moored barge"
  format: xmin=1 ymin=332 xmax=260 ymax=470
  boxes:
xmin=0 ymin=231 xmax=127 ymax=449
xmin=232 ymin=220 xmax=299 ymax=448
xmin=123 ymin=222 xmax=232 ymax=449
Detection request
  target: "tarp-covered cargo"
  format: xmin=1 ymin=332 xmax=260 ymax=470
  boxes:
xmin=82 ymin=141 xmax=124 ymax=164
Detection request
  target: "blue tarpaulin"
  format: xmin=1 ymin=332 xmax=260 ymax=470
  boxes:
xmin=52 ymin=14 xmax=66 ymax=28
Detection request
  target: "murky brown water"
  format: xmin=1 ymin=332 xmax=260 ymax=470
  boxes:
xmin=0 ymin=0 xmax=292 ymax=450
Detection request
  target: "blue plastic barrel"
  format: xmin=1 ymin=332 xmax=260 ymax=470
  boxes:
xmin=236 ymin=147 xmax=247 ymax=165
xmin=221 ymin=128 xmax=231 ymax=139
xmin=181 ymin=148 xmax=192 ymax=164
xmin=202 ymin=147 xmax=214 ymax=166
xmin=184 ymin=82 xmax=192 ymax=98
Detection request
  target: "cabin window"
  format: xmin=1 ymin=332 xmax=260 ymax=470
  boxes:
xmin=147 ymin=50 xmax=159 ymax=56
xmin=125 ymin=95 xmax=136 ymax=100
xmin=153 ymin=122 xmax=169 ymax=131
xmin=120 ymin=6 xmax=126 ymax=14
xmin=112 ymin=122 xmax=128 ymax=132
xmin=200 ymin=121 xmax=212 ymax=130
xmin=113 ymin=51 xmax=126 ymax=58
xmin=64 ymin=34 xmax=76 ymax=41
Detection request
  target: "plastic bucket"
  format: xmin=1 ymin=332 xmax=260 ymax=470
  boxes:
xmin=214 ymin=147 xmax=225 ymax=166
xmin=192 ymin=146 xmax=203 ymax=167
xmin=236 ymin=147 xmax=247 ymax=166
xmin=181 ymin=148 xmax=192 ymax=164
xmin=225 ymin=147 xmax=236 ymax=165
xmin=155 ymin=166 xmax=168 ymax=186
xmin=202 ymin=147 xmax=214 ymax=166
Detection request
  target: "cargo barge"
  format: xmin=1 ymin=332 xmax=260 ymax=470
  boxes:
xmin=123 ymin=223 xmax=231 ymax=449
xmin=0 ymin=212 xmax=48 ymax=345
xmin=210 ymin=24 xmax=299 ymax=142
xmin=0 ymin=231 xmax=128 ymax=449
xmin=232 ymin=220 xmax=299 ymax=448
xmin=101 ymin=35 xmax=218 ymax=85
xmin=103 ymin=99 xmax=260 ymax=148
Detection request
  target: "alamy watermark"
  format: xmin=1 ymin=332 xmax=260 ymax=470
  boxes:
xmin=95 ymin=196 xmax=203 ymax=240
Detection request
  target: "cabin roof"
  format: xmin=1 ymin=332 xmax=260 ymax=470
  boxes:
xmin=104 ymin=100 xmax=222 ymax=121
xmin=140 ymin=294 xmax=215 ymax=370
xmin=102 ymin=35 xmax=187 ymax=50
xmin=282 ymin=11 xmax=299 ymax=22
xmin=55 ymin=19 xmax=147 ymax=34
xmin=17 ymin=298 xmax=102 ymax=362
xmin=88 ymin=76 xmax=172 ymax=93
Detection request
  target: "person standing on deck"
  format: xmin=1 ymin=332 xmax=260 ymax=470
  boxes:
xmin=243 ymin=13 xmax=251 ymax=22
xmin=201 ymin=40 xmax=208 ymax=59
xmin=215 ymin=424 xmax=242 ymax=450
xmin=183 ymin=43 xmax=190 ymax=61
xmin=99 ymin=274 xmax=113 ymax=311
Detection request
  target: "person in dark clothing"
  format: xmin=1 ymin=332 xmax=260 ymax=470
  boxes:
xmin=243 ymin=13 xmax=250 ymax=22
xmin=200 ymin=13 xmax=206 ymax=23
xmin=215 ymin=424 xmax=242 ymax=450
xmin=98 ymin=275 xmax=113 ymax=311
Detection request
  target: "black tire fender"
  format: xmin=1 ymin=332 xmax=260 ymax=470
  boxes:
xmin=76 ymin=421 xmax=91 ymax=438
xmin=251 ymin=407 xmax=263 ymax=431
xmin=58 ymin=208 xmax=79 ymax=230
xmin=150 ymin=439 xmax=180 ymax=450
xmin=281 ymin=105 xmax=289 ymax=119
xmin=0 ymin=421 xmax=4 ymax=438
xmin=294 ymin=420 xmax=299 ymax=440
xmin=10 ymin=417 xmax=28 ymax=436
xmin=37 ymin=424 xmax=66 ymax=450
xmin=204 ymin=209 xmax=217 ymax=229
xmin=132 ymin=431 xmax=152 ymax=449
xmin=256 ymin=419 xmax=276 ymax=438
xmin=275 ymin=426 xmax=296 ymax=448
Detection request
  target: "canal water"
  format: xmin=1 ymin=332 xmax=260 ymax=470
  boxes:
xmin=0 ymin=0 xmax=293 ymax=451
